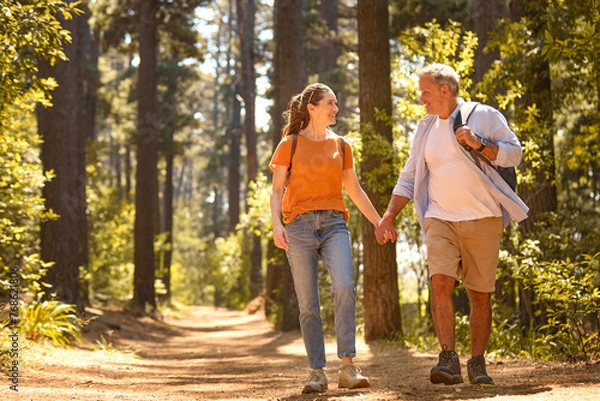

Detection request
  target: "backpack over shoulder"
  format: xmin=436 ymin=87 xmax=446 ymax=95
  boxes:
xmin=454 ymin=102 xmax=518 ymax=191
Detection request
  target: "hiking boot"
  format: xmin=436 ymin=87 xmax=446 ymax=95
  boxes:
xmin=467 ymin=355 xmax=495 ymax=387
xmin=430 ymin=349 xmax=464 ymax=385
xmin=338 ymin=364 xmax=371 ymax=389
xmin=302 ymin=369 xmax=328 ymax=394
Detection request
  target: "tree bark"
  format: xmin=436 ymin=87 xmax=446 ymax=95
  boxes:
xmin=510 ymin=0 xmax=557 ymax=234
xmin=227 ymin=83 xmax=242 ymax=233
xmin=132 ymin=0 xmax=159 ymax=313
xmin=509 ymin=0 xmax=557 ymax=330
xmin=237 ymin=0 xmax=263 ymax=300
xmin=38 ymin=3 xmax=86 ymax=312
xmin=357 ymin=0 xmax=402 ymax=341
xmin=473 ymin=0 xmax=507 ymax=85
xmin=265 ymin=0 xmax=306 ymax=331
xmin=162 ymin=151 xmax=174 ymax=303
xmin=318 ymin=0 xmax=338 ymax=75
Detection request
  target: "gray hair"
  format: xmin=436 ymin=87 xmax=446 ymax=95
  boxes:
xmin=417 ymin=63 xmax=460 ymax=96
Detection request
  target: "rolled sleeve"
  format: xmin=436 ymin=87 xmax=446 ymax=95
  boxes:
xmin=393 ymin=162 xmax=416 ymax=199
xmin=471 ymin=106 xmax=522 ymax=168
xmin=494 ymin=140 xmax=522 ymax=167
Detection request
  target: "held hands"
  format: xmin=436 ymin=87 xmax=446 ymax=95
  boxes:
xmin=375 ymin=217 xmax=398 ymax=245
xmin=273 ymin=224 xmax=289 ymax=250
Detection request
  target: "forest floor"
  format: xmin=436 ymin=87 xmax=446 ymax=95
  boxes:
xmin=2 ymin=304 xmax=600 ymax=401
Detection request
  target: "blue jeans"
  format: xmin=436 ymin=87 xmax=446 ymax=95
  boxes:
xmin=285 ymin=210 xmax=356 ymax=369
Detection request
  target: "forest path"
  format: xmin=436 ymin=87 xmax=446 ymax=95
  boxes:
xmin=4 ymin=305 xmax=600 ymax=400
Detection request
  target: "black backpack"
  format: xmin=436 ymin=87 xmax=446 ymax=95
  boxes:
xmin=454 ymin=102 xmax=518 ymax=191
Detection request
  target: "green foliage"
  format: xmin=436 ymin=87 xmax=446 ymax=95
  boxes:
xmin=239 ymin=174 xmax=272 ymax=238
xmin=0 ymin=0 xmax=81 ymax=302
xmin=397 ymin=19 xmax=477 ymax=96
xmin=512 ymin=252 xmax=600 ymax=361
xmin=83 ymin=141 xmax=135 ymax=304
xmin=18 ymin=294 xmax=82 ymax=347
xmin=0 ymin=0 xmax=81 ymax=112
xmin=0 ymin=104 xmax=56 ymax=296
xmin=171 ymin=174 xmax=272 ymax=308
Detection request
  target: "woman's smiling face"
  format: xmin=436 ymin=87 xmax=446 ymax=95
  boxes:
xmin=309 ymin=90 xmax=338 ymax=126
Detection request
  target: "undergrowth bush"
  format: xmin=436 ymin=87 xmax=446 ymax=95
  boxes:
xmin=513 ymin=252 xmax=600 ymax=361
xmin=18 ymin=294 xmax=82 ymax=347
xmin=401 ymin=250 xmax=600 ymax=362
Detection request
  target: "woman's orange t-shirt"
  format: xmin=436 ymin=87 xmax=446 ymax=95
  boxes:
xmin=270 ymin=134 xmax=353 ymax=224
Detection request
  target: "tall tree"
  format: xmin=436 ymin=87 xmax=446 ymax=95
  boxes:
xmin=265 ymin=0 xmax=305 ymax=331
xmin=132 ymin=0 xmax=160 ymax=313
xmin=227 ymin=82 xmax=242 ymax=233
xmin=510 ymin=0 xmax=557 ymax=331
xmin=472 ymin=0 xmax=506 ymax=84
xmin=509 ymin=0 xmax=557 ymax=234
xmin=227 ymin=0 xmax=242 ymax=233
xmin=318 ymin=0 xmax=339 ymax=76
xmin=236 ymin=0 xmax=263 ymax=298
xmin=357 ymin=0 xmax=402 ymax=340
xmin=38 ymin=1 xmax=86 ymax=312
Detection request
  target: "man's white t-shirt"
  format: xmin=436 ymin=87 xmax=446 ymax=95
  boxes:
xmin=424 ymin=117 xmax=502 ymax=221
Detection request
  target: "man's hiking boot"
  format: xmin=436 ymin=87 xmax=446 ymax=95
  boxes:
xmin=302 ymin=368 xmax=328 ymax=394
xmin=338 ymin=364 xmax=371 ymax=389
xmin=467 ymin=355 xmax=495 ymax=387
xmin=430 ymin=349 xmax=464 ymax=385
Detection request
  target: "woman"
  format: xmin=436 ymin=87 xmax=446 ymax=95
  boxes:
xmin=270 ymin=83 xmax=381 ymax=394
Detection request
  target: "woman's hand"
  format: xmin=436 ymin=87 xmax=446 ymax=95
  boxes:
xmin=273 ymin=224 xmax=289 ymax=250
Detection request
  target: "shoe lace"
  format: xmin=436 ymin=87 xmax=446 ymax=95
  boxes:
xmin=439 ymin=351 xmax=455 ymax=367
xmin=343 ymin=364 xmax=362 ymax=376
xmin=469 ymin=357 xmax=488 ymax=377
xmin=307 ymin=370 xmax=324 ymax=383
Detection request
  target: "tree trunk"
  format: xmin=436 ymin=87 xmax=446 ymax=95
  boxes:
xmin=132 ymin=0 xmax=159 ymax=313
xmin=162 ymin=151 xmax=174 ymax=303
xmin=473 ymin=0 xmax=507 ymax=85
xmin=80 ymin=3 xmax=99 ymax=142
xmin=38 ymin=4 xmax=86 ymax=312
xmin=510 ymin=0 xmax=557 ymax=330
xmin=265 ymin=0 xmax=306 ymax=331
xmin=227 ymin=82 xmax=242 ymax=233
xmin=237 ymin=0 xmax=263 ymax=300
xmin=318 ymin=0 xmax=338 ymax=75
xmin=357 ymin=0 xmax=402 ymax=341
xmin=509 ymin=0 xmax=557 ymax=234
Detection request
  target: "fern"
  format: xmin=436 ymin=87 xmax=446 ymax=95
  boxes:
xmin=18 ymin=294 xmax=82 ymax=347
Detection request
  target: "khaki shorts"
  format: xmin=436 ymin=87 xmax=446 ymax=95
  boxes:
xmin=424 ymin=217 xmax=503 ymax=293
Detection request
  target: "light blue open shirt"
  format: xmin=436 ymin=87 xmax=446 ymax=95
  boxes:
xmin=392 ymin=101 xmax=529 ymax=231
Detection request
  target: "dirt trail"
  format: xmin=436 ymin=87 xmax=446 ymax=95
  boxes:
xmin=3 ymin=306 xmax=600 ymax=400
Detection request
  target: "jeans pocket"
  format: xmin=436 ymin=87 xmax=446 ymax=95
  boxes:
xmin=328 ymin=210 xmax=343 ymax=219
xmin=287 ymin=212 xmax=307 ymax=227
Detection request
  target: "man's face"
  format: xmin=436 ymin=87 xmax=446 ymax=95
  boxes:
xmin=419 ymin=75 xmax=447 ymax=116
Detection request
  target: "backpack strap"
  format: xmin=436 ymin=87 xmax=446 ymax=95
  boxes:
xmin=339 ymin=136 xmax=346 ymax=164
xmin=287 ymin=133 xmax=298 ymax=176
xmin=454 ymin=102 xmax=488 ymax=168
xmin=454 ymin=102 xmax=517 ymax=191
xmin=453 ymin=102 xmax=480 ymax=150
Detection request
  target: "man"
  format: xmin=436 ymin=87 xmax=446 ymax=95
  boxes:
xmin=376 ymin=63 xmax=528 ymax=387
